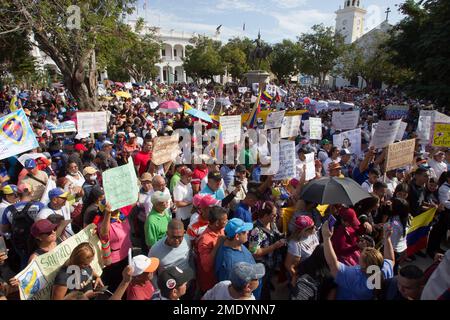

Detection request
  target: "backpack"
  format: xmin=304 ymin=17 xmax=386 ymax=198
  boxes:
xmin=10 ymin=202 xmax=35 ymax=251
xmin=291 ymin=274 xmax=320 ymax=300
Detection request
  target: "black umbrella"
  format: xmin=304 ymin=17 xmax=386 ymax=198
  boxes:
xmin=300 ymin=177 xmax=372 ymax=206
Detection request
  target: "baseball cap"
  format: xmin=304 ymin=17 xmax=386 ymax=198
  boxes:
xmin=151 ymin=191 xmax=170 ymax=205
xmin=157 ymin=266 xmax=194 ymax=296
xmin=140 ymin=172 xmax=153 ymax=182
xmin=2 ymin=185 xmax=18 ymax=195
xmin=83 ymin=166 xmax=98 ymax=175
xmin=17 ymin=183 xmax=32 ymax=193
xmin=30 ymin=219 xmax=58 ymax=238
xmin=294 ymin=215 xmax=314 ymax=231
xmin=180 ymin=168 xmax=193 ymax=177
xmin=74 ymin=143 xmax=88 ymax=152
xmin=48 ymin=188 xmax=69 ymax=200
xmin=230 ymin=262 xmax=265 ymax=290
xmin=320 ymin=139 xmax=330 ymax=145
xmin=328 ymin=162 xmax=342 ymax=171
xmin=198 ymin=194 xmax=220 ymax=208
xmin=339 ymin=149 xmax=352 ymax=156
xmin=225 ymin=218 xmax=253 ymax=238
xmin=396 ymin=167 xmax=407 ymax=173
xmin=117 ymin=131 xmax=126 ymax=137
xmin=103 ymin=140 xmax=114 ymax=146
xmin=235 ymin=165 xmax=246 ymax=173
xmin=128 ymin=133 xmax=136 ymax=138
xmin=208 ymin=171 xmax=222 ymax=181
xmin=131 ymin=255 xmax=160 ymax=277
xmin=339 ymin=208 xmax=360 ymax=228
xmin=24 ymin=159 xmax=37 ymax=169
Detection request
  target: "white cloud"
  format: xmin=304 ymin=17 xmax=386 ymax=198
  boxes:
xmin=216 ymin=0 xmax=255 ymax=11
xmin=270 ymin=9 xmax=335 ymax=38
xmin=273 ymin=0 xmax=308 ymax=9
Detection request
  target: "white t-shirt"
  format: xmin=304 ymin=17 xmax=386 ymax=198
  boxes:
xmin=36 ymin=202 xmax=74 ymax=238
xmin=65 ymin=171 xmax=86 ymax=188
xmin=173 ymin=181 xmax=193 ymax=220
xmin=287 ymin=232 xmax=320 ymax=259
xmin=428 ymin=159 xmax=447 ymax=180
xmin=202 ymin=281 xmax=255 ymax=300
xmin=361 ymin=180 xmax=373 ymax=193
xmin=389 ymin=216 xmax=408 ymax=253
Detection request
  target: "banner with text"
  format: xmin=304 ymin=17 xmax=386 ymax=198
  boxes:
xmin=431 ymin=123 xmax=450 ymax=147
xmin=15 ymin=224 xmax=103 ymax=300
xmin=220 ymin=115 xmax=242 ymax=144
xmin=309 ymin=117 xmax=322 ymax=140
xmin=333 ymin=128 xmax=362 ymax=156
xmin=370 ymin=119 xmax=401 ymax=149
xmin=151 ymin=134 xmax=181 ymax=166
xmin=274 ymin=140 xmax=296 ymax=180
xmin=265 ymin=111 xmax=285 ymax=130
xmin=280 ymin=115 xmax=301 ymax=138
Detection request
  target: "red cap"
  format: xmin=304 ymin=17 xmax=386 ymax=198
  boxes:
xmin=294 ymin=215 xmax=314 ymax=231
xmin=339 ymin=208 xmax=360 ymax=228
xmin=30 ymin=220 xmax=58 ymax=238
xmin=74 ymin=143 xmax=88 ymax=152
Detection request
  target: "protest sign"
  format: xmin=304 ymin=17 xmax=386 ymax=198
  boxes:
xmin=76 ymin=112 xmax=107 ymax=134
xmin=16 ymin=224 xmax=103 ymax=300
xmin=385 ymin=105 xmax=409 ymax=120
xmin=151 ymin=134 xmax=181 ymax=166
xmin=385 ymin=139 xmax=416 ymax=171
xmin=332 ymin=110 xmax=359 ymax=130
xmin=274 ymin=140 xmax=296 ymax=180
xmin=314 ymin=100 xmax=329 ymax=113
xmin=266 ymin=85 xmax=277 ymax=97
xmin=417 ymin=110 xmax=450 ymax=143
xmin=220 ymin=115 xmax=242 ymax=144
xmin=309 ymin=117 xmax=322 ymax=140
xmin=102 ymin=158 xmax=139 ymax=211
xmin=280 ymin=115 xmax=301 ymax=138
xmin=370 ymin=119 xmax=401 ymax=149
xmin=431 ymin=123 xmax=450 ymax=147
xmin=265 ymin=111 xmax=285 ymax=129
xmin=395 ymin=122 xmax=408 ymax=141
xmin=0 ymin=109 xmax=39 ymax=160
xmin=333 ymin=128 xmax=362 ymax=156
xmin=340 ymin=102 xmax=355 ymax=110
xmin=45 ymin=120 xmax=77 ymax=133
xmin=304 ymin=153 xmax=316 ymax=181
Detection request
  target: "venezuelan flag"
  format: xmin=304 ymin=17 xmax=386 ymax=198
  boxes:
xmin=406 ymin=207 xmax=437 ymax=256
xmin=260 ymin=91 xmax=273 ymax=104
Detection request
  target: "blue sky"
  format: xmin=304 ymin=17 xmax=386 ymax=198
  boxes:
xmin=129 ymin=0 xmax=406 ymax=43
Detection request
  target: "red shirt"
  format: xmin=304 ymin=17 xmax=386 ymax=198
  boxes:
xmin=196 ymin=226 xmax=224 ymax=292
xmin=133 ymin=151 xmax=152 ymax=176
xmin=331 ymin=225 xmax=361 ymax=266
xmin=126 ymin=280 xmax=155 ymax=300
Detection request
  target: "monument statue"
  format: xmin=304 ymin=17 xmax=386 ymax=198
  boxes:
xmin=249 ymin=31 xmax=272 ymax=71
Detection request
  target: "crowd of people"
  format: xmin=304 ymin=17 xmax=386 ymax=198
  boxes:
xmin=0 ymin=80 xmax=449 ymax=301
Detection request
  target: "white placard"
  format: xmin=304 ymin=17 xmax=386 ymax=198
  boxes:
xmin=370 ymin=119 xmax=402 ymax=149
xmin=332 ymin=110 xmax=360 ymax=130
xmin=265 ymin=111 xmax=286 ymax=129
xmin=309 ymin=117 xmax=322 ymax=140
xmin=238 ymin=87 xmax=248 ymax=94
xmin=220 ymin=115 xmax=242 ymax=144
xmin=274 ymin=140 xmax=296 ymax=180
xmin=395 ymin=122 xmax=408 ymax=141
xmin=333 ymin=128 xmax=362 ymax=156
xmin=417 ymin=110 xmax=434 ymax=141
xmin=76 ymin=111 xmax=107 ymax=134
xmin=266 ymin=85 xmax=277 ymax=97
xmin=280 ymin=115 xmax=301 ymax=138
xmin=304 ymin=153 xmax=316 ymax=181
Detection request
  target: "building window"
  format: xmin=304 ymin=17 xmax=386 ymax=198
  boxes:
xmin=162 ymin=49 xmax=166 ymax=57
xmin=346 ymin=1 xmax=350 ymax=7
xmin=352 ymin=0 xmax=356 ymax=6
xmin=174 ymin=49 xmax=177 ymax=57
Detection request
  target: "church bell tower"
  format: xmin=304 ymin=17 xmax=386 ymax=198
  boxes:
xmin=335 ymin=0 xmax=367 ymax=44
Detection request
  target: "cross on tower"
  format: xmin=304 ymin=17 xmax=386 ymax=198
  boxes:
xmin=385 ymin=7 xmax=391 ymax=21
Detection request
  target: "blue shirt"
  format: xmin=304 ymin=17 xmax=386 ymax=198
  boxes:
xmin=1 ymin=201 xmax=45 ymax=225
xmin=200 ymin=184 xmax=225 ymax=201
xmin=335 ymin=259 xmax=394 ymax=300
xmin=220 ymin=166 xmax=235 ymax=189
xmin=0 ymin=167 xmax=8 ymax=187
xmin=251 ymin=166 xmax=261 ymax=183
xmin=215 ymin=244 xmax=256 ymax=282
xmin=233 ymin=203 xmax=252 ymax=223
xmin=352 ymin=163 xmax=374 ymax=185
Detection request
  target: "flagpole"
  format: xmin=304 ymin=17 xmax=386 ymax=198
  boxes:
xmin=245 ymin=82 xmax=264 ymax=128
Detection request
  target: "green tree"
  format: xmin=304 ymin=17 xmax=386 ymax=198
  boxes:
xmin=298 ymin=24 xmax=346 ymax=86
xmin=270 ymin=39 xmax=302 ymax=83
xmin=220 ymin=44 xmax=248 ymax=81
xmin=386 ymin=0 xmax=450 ymax=106
xmin=0 ymin=0 xmax=136 ymax=110
xmin=183 ymin=36 xmax=225 ymax=83
xmin=97 ymin=18 xmax=161 ymax=83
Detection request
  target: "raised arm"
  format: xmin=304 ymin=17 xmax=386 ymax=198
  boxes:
xmin=321 ymin=221 xmax=339 ymax=278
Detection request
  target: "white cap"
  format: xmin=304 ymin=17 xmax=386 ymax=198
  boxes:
xmin=129 ymin=133 xmax=136 ymax=138
xmin=103 ymin=140 xmax=113 ymax=146
xmin=131 ymin=255 xmax=160 ymax=276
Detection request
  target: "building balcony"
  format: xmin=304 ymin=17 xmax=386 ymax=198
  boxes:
xmin=161 ymin=56 xmax=184 ymax=62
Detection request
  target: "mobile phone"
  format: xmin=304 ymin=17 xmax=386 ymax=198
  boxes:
xmin=0 ymin=236 xmax=7 ymax=254
xmin=328 ymin=215 xmax=337 ymax=230
xmin=94 ymin=285 xmax=109 ymax=293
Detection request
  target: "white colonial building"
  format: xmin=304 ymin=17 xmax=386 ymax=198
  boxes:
xmin=331 ymin=0 xmax=391 ymax=89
